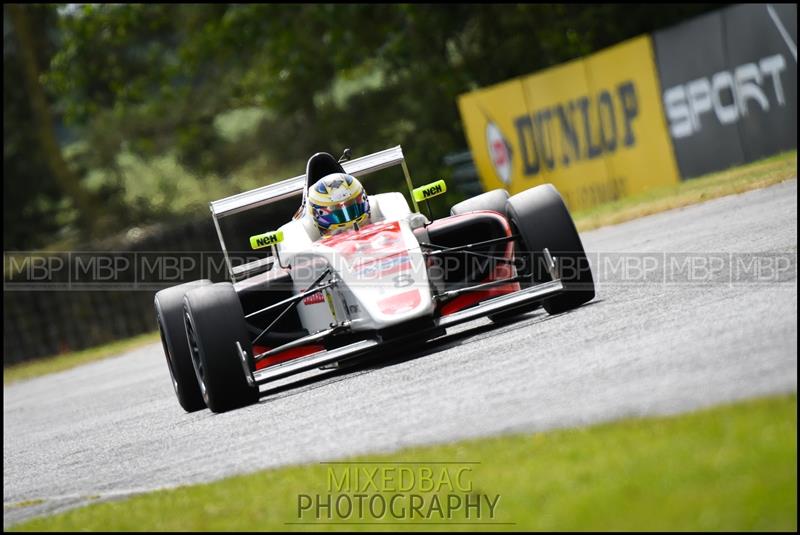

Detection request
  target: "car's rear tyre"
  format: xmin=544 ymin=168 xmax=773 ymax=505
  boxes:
xmin=450 ymin=188 xmax=510 ymax=216
xmin=155 ymin=280 xmax=211 ymax=412
xmin=184 ymin=282 xmax=260 ymax=413
xmin=449 ymin=189 xmax=540 ymax=322
xmin=506 ymin=184 xmax=595 ymax=315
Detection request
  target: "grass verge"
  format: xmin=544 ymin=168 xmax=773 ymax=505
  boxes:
xmin=9 ymin=394 xmax=796 ymax=531
xmin=3 ymin=331 xmax=159 ymax=385
xmin=573 ymin=149 xmax=796 ymax=231
xmin=4 ymin=500 xmax=44 ymax=511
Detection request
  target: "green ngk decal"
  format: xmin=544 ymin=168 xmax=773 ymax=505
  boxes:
xmin=249 ymin=230 xmax=284 ymax=250
xmin=413 ymin=179 xmax=447 ymax=202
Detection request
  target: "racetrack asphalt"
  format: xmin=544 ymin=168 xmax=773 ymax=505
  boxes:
xmin=4 ymin=179 xmax=797 ymax=527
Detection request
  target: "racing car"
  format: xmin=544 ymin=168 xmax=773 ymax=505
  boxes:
xmin=155 ymin=146 xmax=595 ymax=413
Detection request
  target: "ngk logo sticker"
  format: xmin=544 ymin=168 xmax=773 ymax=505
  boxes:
xmin=485 ymin=121 xmax=512 ymax=185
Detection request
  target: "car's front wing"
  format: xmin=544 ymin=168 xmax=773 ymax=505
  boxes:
xmin=239 ymin=278 xmax=564 ymax=388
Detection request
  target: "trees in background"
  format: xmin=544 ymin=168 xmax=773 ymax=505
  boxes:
xmin=5 ymin=4 xmax=81 ymax=248
xmin=3 ymin=4 xmax=719 ymax=250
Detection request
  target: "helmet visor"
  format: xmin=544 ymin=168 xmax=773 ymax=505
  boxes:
xmin=317 ymin=195 xmax=369 ymax=227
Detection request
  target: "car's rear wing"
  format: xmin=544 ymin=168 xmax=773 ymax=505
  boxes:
xmin=209 ymin=146 xmax=418 ymax=281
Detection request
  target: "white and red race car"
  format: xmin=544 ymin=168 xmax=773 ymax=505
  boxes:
xmin=155 ymin=146 xmax=595 ymax=413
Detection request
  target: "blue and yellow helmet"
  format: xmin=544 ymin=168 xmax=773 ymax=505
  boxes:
xmin=307 ymin=173 xmax=370 ymax=234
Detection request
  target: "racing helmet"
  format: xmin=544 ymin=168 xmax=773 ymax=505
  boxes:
xmin=307 ymin=173 xmax=370 ymax=235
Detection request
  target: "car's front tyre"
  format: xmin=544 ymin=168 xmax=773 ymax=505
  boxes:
xmin=155 ymin=280 xmax=212 ymax=412
xmin=184 ymin=282 xmax=260 ymax=413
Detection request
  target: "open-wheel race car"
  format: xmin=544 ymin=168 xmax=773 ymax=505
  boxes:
xmin=155 ymin=146 xmax=595 ymax=413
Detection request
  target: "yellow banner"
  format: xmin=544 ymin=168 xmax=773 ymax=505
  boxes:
xmin=458 ymin=35 xmax=679 ymax=212
xmin=585 ymin=36 xmax=680 ymax=200
xmin=457 ymin=79 xmax=529 ymax=193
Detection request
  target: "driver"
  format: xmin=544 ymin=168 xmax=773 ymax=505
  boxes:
xmin=306 ymin=173 xmax=371 ymax=236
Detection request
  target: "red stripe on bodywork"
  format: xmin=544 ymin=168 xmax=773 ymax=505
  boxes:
xmin=437 ymin=210 xmax=520 ymax=316
xmin=253 ymin=344 xmax=325 ymax=370
xmin=439 ymin=263 xmax=520 ymax=316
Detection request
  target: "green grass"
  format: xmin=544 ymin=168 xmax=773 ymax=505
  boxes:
xmin=573 ymin=149 xmax=797 ymax=231
xmin=10 ymin=394 xmax=796 ymax=531
xmin=3 ymin=331 xmax=159 ymax=385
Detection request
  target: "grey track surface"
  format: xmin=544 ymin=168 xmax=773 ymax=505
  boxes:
xmin=4 ymin=180 xmax=798 ymax=527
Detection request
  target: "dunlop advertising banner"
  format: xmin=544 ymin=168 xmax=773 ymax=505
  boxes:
xmin=458 ymin=35 xmax=680 ymax=212
xmin=457 ymin=78 xmax=530 ymax=190
xmin=654 ymin=3 xmax=797 ymax=178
